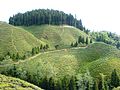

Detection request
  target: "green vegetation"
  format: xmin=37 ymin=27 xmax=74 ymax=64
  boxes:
xmin=91 ymin=31 xmax=120 ymax=49
xmin=1 ymin=8 xmax=120 ymax=89
xmin=0 ymin=22 xmax=45 ymax=59
xmin=0 ymin=74 xmax=42 ymax=90
xmin=1 ymin=42 xmax=120 ymax=89
xmin=9 ymin=9 xmax=83 ymax=30
xmin=21 ymin=25 xmax=88 ymax=49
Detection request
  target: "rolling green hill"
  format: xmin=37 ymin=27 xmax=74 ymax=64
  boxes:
xmin=85 ymin=57 xmax=120 ymax=78
xmin=1 ymin=43 xmax=119 ymax=79
xmin=0 ymin=22 xmax=45 ymax=58
xmin=1 ymin=22 xmax=120 ymax=89
xmin=21 ymin=25 xmax=88 ymax=49
xmin=0 ymin=74 xmax=42 ymax=90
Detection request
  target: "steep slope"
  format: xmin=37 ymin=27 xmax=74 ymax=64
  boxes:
xmin=0 ymin=43 xmax=120 ymax=89
xmin=0 ymin=74 xmax=42 ymax=90
xmin=1 ymin=43 xmax=119 ymax=79
xmin=85 ymin=57 xmax=120 ymax=78
xmin=0 ymin=22 xmax=45 ymax=58
xmin=22 ymin=25 xmax=88 ymax=49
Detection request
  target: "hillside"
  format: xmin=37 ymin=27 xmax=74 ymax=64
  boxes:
xmin=0 ymin=74 xmax=42 ymax=90
xmin=21 ymin=25 xmax=88 ymax=49
xmin=0 ymin=42 xmax=120 ymax=89
xmin=0 ymin=22 xmax=45 ymax=59
xmin=1 ymin=43 xmax=119 ymax=78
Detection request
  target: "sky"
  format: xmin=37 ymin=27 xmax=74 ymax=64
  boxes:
xmin=0 ymin=0 xmax=120 ymax=34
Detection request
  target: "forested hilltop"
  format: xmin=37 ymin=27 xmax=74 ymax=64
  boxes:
xmin=9 ymin=9 xmax=120 ymax=49
xmin=9 ymin=9 xmax=83 ymax=30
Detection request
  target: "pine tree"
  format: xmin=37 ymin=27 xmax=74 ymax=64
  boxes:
xmin=32 ymin=48 xmax=35 ymax=55
xmin=49 ymin=77 xmax=55 ymax=90
xmin=7 ymin=52 xmax=11 ymax=58
xmin=16 ymin=53 xmax=20 ymax=60
xmin=41 ymin=76 xmax=48 ymax=90
xmin=93 ymin=80 xmax=99 ymax=90
xmin=12 ymin=53 xmax=16 ymax=60
xmin=78 ymin=36 xmax=82 ymax=43
xmin=69 ymin=76 xmax=76 ymax=90
xmin=40 ymin=44 xmax=43 ymax=50
xmin=62 ymin=76 xmax=69 ymax=90
xmin=111 ymin=69 xmax=120 ymax=88
xmin=71 ymin=42 xmax=74 ymax=47
xmin=43 ymin=45 xmax=46 ymax=51
xmin=23 ymin=55 xmax=26 ymax=60
xmin=74 ymin=42 xmax=78 ymax=47
xmin=81 ymin=37 xmax=85 ymax=44
xmin=90 ymin=38 xmax=93 ymax=43
xmin=99 ymin=73 xmax=107 ymax=90
xmin=46 ymin=44 xmax=49 ymax=49
xmin=86 ymin=37 xmax=89 ymax=45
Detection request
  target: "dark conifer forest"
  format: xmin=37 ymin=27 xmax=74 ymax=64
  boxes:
xmin=9 ymin=9 xmax=83 ymax=30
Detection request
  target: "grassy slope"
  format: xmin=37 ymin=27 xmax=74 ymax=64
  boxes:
xmin=0 ymin=22 xmax=45 ymax=58
xmin=1 ymin=43 xmax=119 ymax=79
xmin=16 ymin=43 xmax=120 ymax=78
xmin=21 ymin=25 xmax=88 ymax=49
xmin=0 ymin=74 xmax=42 ymax=90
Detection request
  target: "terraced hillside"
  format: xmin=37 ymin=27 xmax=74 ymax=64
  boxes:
xmin=0 ymin=22 xmax=45 ymax=58
xmin=1 ymin=43 xmax=120 ymax=79
xmin=22 ymin=25 xmax=89 ymax=49
xmin=0 ymin=74 xmax=42 ymax=90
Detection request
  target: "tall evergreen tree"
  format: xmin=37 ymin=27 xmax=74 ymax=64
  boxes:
xmin=9 ymin=9 xmax=83 ymax=30
xmin=49 ymin=77 xmax=55 ymax=90
xmin=16 ymin=52 xmax=20 ymax=60
xmin=69 ymin=76 xmax=76 ymax=90
xmin=86 ymin=37 xmax=89 ymax=45
xmin=32 ymin=48 xmax=35 ymax=55
xmin=90 ymin=38 xmax=93 ymax=43
xmin=111 ymin=69 xmax=119 ymax=88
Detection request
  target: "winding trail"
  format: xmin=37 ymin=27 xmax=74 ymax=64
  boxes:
xmin=0 ymin=46 xmax=87 ymax=67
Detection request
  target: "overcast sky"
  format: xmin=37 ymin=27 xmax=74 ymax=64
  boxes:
xmin=0 ymin=0 xmax=120 ymax=34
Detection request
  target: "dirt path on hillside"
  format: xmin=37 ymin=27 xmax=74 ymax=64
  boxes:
xmin=0 ymin=46 xmax=87 ymax=67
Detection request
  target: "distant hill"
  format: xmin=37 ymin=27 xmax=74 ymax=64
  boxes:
xmin=0 ymin=74 xmax=42 ymax=90
xmin=21 ymin=25 xmax=89 ymax=49
xmin=0 ymin=22 xmax=45 ymax=59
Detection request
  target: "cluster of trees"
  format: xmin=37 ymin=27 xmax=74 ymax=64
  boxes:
xmin=9 ymin=9 xmax=83 ymax=30
xmin=0 ymin=44 xmax=49 ymax=62
xmin=32 ymin=44 xmax=49 ymax=55
xmin=91 ymin=31 xmax=120 ymax=49
xmin=71 ymin=36 xmax=92 ymax=47
xmin=5 ymin=52 xmax=21 ymax=61
xmin=2 ymin=66 xmax=120 ymax=90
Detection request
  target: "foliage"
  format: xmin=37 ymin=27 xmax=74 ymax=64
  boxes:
xmin=9 ymin=9 xmax=83 ymax=30
xmin=22 ymin=25 xmax=88 ymax=49
xmin=0 ymin=74 xmax=42 ymax=90
xmin=111 ymin=69 xmax=120 ymax=88
xmin=0 ymin=22 xmax=45 ymax=59
xmin=91 ymin=31 xmax=120 ymax=49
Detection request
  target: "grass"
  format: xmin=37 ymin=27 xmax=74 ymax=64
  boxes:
xmin=1 ymin=42 xmax=119 ymax=80
xmin=0 ymin=22 xmax=45 ymax=58
xmin=0 ymin=74 xmax=42 ymax=90
xmin=21 ymin=25 xmax=89 ymax=49
xmin=1 ymin=22 xmax=120 ymax=88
